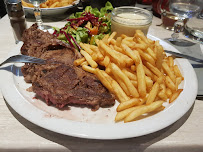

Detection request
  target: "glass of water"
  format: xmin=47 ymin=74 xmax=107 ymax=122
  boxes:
xmin=23 ymin=0 xmax=51 ymax=30
xmin=169 ymin=0 xmax=201 ymax=41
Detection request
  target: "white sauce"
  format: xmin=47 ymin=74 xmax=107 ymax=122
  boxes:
xmin=111 ymin=12 xmax=151 ymax=36
xmin=113 ymin=13 xmax=149 ymax=25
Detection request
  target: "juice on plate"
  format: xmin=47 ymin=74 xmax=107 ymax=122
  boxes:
xmin=111 ymin=7 xmax=153 ymax=36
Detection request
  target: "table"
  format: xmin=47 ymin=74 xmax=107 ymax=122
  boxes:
xmin=0 ymin=14 xmax=203 ymax=152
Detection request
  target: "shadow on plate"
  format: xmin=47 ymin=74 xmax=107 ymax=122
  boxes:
xmin=4 ymin=98 xmax=195 ymax=152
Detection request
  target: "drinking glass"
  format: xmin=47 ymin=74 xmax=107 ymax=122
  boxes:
xmin=169 ymin=0 xmax=201 ymax=41
xmin=23 ymin=0 xmax=51 ymax=30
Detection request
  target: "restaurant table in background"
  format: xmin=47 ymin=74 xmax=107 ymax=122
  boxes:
xmin=0 ymin=11 xmax=203 ymax=152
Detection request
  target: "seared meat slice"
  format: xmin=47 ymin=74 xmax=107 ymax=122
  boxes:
xmin=21 ymin=24 xmax=82 ymax=83
xmin=21 ymin=49 xmax=81 ymax=83
xmin=32 ymin=65 xmax=115 ymax=110
xmin=21 ymin=24 xmax=77 ymax=58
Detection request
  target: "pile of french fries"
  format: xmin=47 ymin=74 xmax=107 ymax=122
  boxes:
xmin=22 ymin=0 xmax=75 ymax=8
xmin=74 ymin=30 xmax=184 ymax=123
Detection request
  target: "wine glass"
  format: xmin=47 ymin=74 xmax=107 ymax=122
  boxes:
xmin=169 ymin=0 xmax=201 ymax=42
xmin=23 ymin=0 xmax=52 ymax=30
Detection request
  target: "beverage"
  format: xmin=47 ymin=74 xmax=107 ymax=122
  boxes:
xmin=161 ymin=12 xmax=178 ymax=30
xmin=23 ymin=0 xmax=46 ymax=5
xmin=161 ymin=11 xmax=188 ymax=31
xmin=170 ymin=3 xmax=200 ymax=19
xmin=111 ymin=7 xmax=152 ymax=37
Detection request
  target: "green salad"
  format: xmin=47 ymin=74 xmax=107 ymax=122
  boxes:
xmin=53 ymin=1 xmax=113 ymax=50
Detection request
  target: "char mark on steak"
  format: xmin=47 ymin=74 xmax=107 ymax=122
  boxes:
xmin=21 ymin=49 xmax=81 ymax=83
xmin=21 ymin=24 xmax=115 ymax=110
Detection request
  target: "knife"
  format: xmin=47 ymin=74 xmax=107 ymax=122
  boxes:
xmin=164 ymin=50 xmax=203 ymax=64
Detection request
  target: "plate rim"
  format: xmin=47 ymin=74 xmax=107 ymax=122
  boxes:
xmin=0 ymin=35 xmax=198 ymax=139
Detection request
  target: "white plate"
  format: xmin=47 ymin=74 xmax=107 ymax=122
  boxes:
xmin=0 ymin=35 xmax=198 ymax=139
xmin=23 ymin=0 xmax=80 ymax=16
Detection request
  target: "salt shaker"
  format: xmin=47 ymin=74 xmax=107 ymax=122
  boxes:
xmin=4 ymin=0 xmax=27 ymax=44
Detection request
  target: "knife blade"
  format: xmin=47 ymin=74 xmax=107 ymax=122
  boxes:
xmin=164 ymin=50 xmax=203 ymax=64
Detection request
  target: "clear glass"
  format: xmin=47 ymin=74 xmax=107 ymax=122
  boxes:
xmin=23 ymin=0 xmax=51 ymax=30
xmin=169 ymin=0 xmax=201 ymax=41
xmin=184 ymin=11 xmax=203 ymax=43
xmin=111 ymin=7 xmax=153 ymax=37
xmin=158 ymin=0 xmax=179 ymax=31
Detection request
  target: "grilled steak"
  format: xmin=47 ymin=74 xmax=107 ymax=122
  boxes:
xmin=33 ymin=64 xmax=115 ymax=110
xmin=21 ymin=24 xmax=77 ymax=58
xmin=21 ymin=24 xmax=82 ymax=83
xmin=21 ymin=49 xmax=80 ymax=83
xmin=21 ymin=24 xmax=115 ymax=110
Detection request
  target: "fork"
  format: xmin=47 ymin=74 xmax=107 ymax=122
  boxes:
xmin=0 ymin=55 xmax=46 ymax=67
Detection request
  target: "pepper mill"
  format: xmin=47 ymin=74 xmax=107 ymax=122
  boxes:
xmin=4 ymin=0 xmax=27 ymax=43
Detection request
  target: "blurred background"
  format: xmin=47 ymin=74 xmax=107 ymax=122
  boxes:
xmin=0 ymin=0 xmax=138 ymax=18
xmin=0 ymin=0 xmax=6 ymax=18
xmin=81 ymin=0 xmax=137 ymax=9
xmin=0 ymin=0 xmax=156 ymax=19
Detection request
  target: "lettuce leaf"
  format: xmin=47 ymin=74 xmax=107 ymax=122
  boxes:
xmin=100 ymin=1 xmax=113 ymax=17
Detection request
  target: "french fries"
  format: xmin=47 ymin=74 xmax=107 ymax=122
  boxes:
xmin=82 ymin=65 xmax=95 ymax=74
xmin=165 ymin=76 xmax=176 ymax=91
xmin=111 ymin=80 xmax=131 ymax=103
xmin=80 ymin=50 xmax=98 ymax=68
xmin=121 ymin=43 xmax=140 ymax=64
xmin=74 ymin=57 xmax=85 ymax=66
xmin=169 ymin=89 xmax=183 ymax=103
xmin=146 ymin=82 xmax=159 ymax=105
xmin=137 ymin=63 xmax=147 ymax=97
xmin=155 ymin=45 xmax=164 ymax=70
xmin=115 ymin=106 xmax=141 ymax=122
xmin=117 ymin=98 xmax=140 ymax=112
xmin=110 ymin=63 xmax=139 ymax=98
xmin=22 ymin=0 xmax=76 ymax=8
xmin=74 ymin=30 xmax=184 ymax=123
xmin=113 ymin=72 xmax=131 ymax=96
xmin=162 ymin=62 xmax=176 ymax=83
xmin=122 ymin=69 xmax=137 ymax=81
xmin=124 ymin=100 xmax=164 ymax=122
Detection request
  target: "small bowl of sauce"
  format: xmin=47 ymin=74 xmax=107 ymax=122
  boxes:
xmin=111 ymin=7 xmax=153 ymax=36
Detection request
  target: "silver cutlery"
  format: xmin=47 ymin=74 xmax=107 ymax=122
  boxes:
xmin=164 ymin=50 xmax=203 ymax=64
xmin=0 ymin=55 xmax=46 ymax=67
xmin=166 ymin=38 xmax=196 ymax=47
